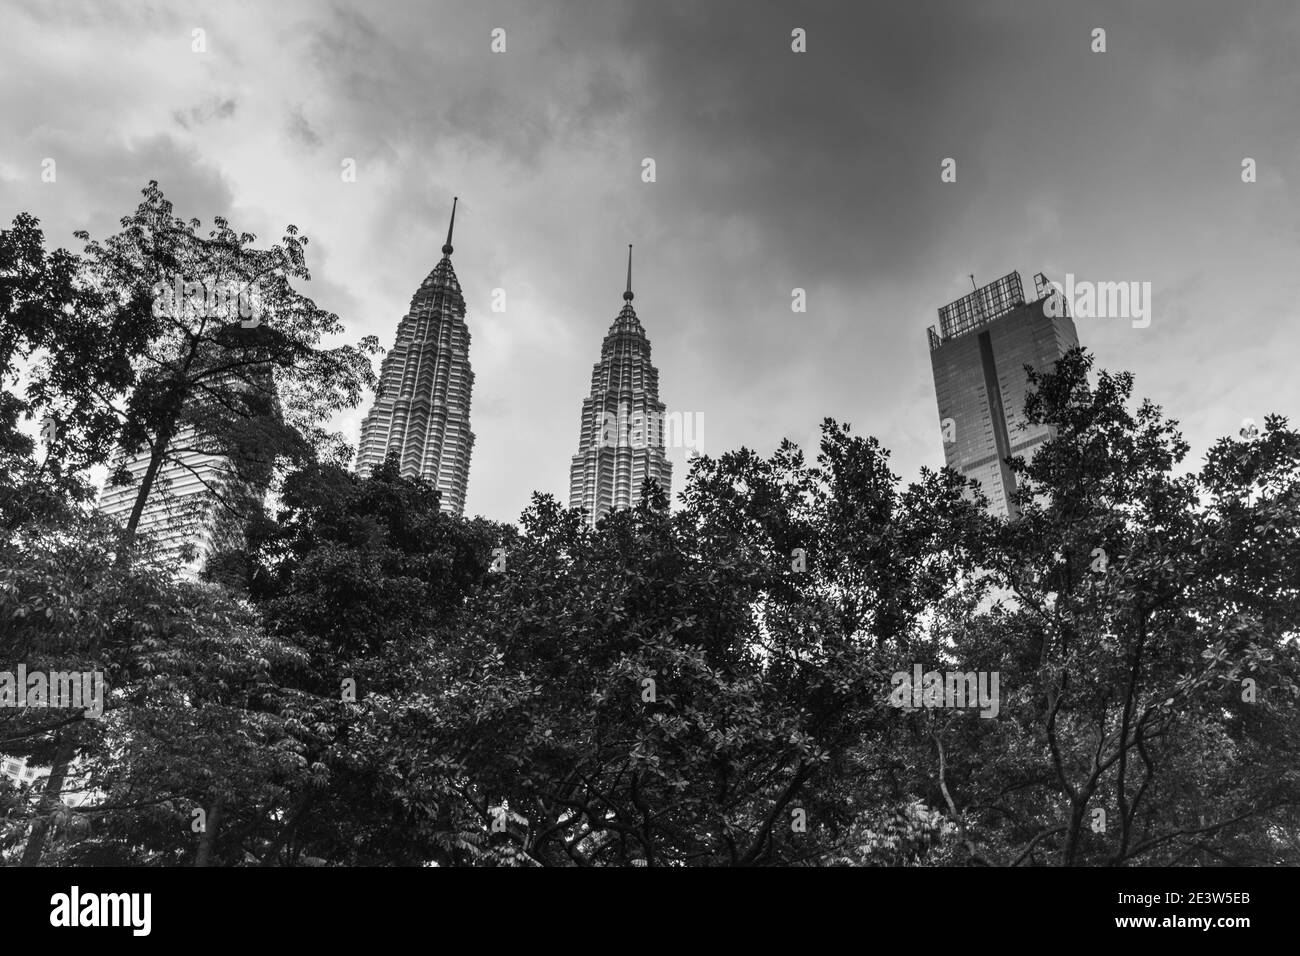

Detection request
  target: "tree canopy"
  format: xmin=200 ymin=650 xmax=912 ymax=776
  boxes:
xmin=2 ymin=187 xmax=1297 ymax=866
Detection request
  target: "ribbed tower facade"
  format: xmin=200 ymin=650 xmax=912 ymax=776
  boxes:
xmin=356 ymin=198 xmax=475 ymax=516
xmin=569 ymin=247 xmax=673 ymax=526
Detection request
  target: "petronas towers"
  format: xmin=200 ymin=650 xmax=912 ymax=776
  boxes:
xmin=568 ymin=246 xmax=672 ymax=525
xmin=356 ymin=198 xmax=476 ymax=516
xmin=358 ymin=204 xmax=671 ymax=523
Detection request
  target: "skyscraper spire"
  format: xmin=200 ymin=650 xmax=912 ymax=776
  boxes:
xmin=442 ymin=196 xmax=458 ymax=256
xmin=624 ymin=244 xmax=634 ymax=302
xmin=569 ymin=246 xmax=672 ymax=526
xmin=357 ymin=196 xmax=476 ymax=516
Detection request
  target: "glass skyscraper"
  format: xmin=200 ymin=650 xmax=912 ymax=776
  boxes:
xmin=927 ymin=271 xmax=1080 ymax=518
xmin=98 ymin=364 xmax=278 ymax=575
xmin=98 ymin=424 xmax=254 ymax=572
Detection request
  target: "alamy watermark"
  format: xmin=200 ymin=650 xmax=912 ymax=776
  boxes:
xmin=0 ymin=666 xmax=105 ymax=719
xmin=50 ymin=886 xmax=151 ymax=936
xmin=888 ymin=665 xmax=1000 ymax=718
xmin=150 ymin=274 xmax=263 ymax=327
xmin=597 ymin=407 xmax=703 ymax=451
xmin=1042 ymin=273 xmax=1151 ymax=329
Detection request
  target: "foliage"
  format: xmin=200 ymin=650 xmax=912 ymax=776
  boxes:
xmin=3 ymin=186 xmax=1297 ymax=866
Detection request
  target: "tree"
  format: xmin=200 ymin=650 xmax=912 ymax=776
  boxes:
xmin=235 ymin=459 xmax=505 ymax=865
xmin=427 ymin=425 xmax=987 ymax=866
xmin=894 ymin=349 xmax=1300 ymax=866
xmin=2 ymin=182 xmax=379 ymax=560
xmin=0 ymin=214 xmax=96 ymax=531
xmin=0 ymin=184 xmax=380 ymax=863
xmin=7 ymin=195 xmax=1298 ymax=870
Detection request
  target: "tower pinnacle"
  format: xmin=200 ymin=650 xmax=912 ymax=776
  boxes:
xmin=358 ymin=195 xmax=475 ymax=517
xmin=442 ymin=196 xmax=458 ymax=256
xmin=571 ymin=243 xmax=671 ymax=526
xmin=623 ymin=244 xmax=634 ymax=302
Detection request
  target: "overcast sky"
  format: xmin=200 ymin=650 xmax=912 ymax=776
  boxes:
xmin=3 ymin=0 xmax=1298 ymax=523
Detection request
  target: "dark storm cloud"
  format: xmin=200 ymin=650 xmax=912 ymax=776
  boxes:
xmin=172 ymin=97 xmax=238 ymax=130
xmin=286 ymin=107 xmax=323 ymax=149
xmin=3 ymin=0 xmax=1298 ymax=522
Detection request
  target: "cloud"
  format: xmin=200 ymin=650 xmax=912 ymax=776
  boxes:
xmin=2 ymin=0 xmax=1299 ymax=522
xmin=285 ymin=106 xmax=322 ymax=149
xmin=172 ymin=97 xmax=238 ymax=130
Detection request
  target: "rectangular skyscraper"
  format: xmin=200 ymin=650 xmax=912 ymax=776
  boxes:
xmin=927 ymin=271 xmax=1080 ymax=518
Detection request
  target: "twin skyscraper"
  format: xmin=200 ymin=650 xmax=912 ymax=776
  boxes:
xmin=356 ymin=201 xmax=1082 ymax=524
xmin=355 ymin=200 xmax=673 ymax=525
xmin=100 ymin=199 xmax=1080 ymax=568
xmin=355 ymin=198 xmax=477 ymax=515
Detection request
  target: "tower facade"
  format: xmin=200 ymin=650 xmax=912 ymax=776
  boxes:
xmin=927 ymin=271 xmax=1080 ymax=518
xmin=97 ymin=425 xmax=252 ymax=573
xmin=356 ymin=199 xmax=475 ymax=516
xmin=98 ymin=356 xmax=279 ymax=575
xmin=569 ymin=247 xmax=672 ymax=526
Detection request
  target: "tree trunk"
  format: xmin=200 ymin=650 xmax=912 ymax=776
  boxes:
xmin=259 ymin=794 xmax=312 ymax=866
xmin=1063 ymin=797 xmax=1090 ymax=865
xmin=194 ymin=796 xmax=224 ymax=867
xmin=115 ymin=431 xmax=173 ymax=566
xmin=20 ymin=735 xmax=77 ymax=866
